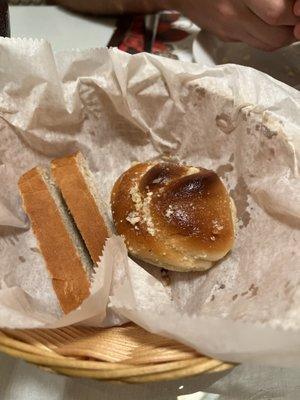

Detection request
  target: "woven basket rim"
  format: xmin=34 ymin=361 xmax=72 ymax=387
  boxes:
xmin=0 ymin=325 xmax=234 ymax=383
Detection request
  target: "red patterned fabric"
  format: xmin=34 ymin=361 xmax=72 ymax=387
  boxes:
xmin=109 ymin=12 xmax=190 ymax=58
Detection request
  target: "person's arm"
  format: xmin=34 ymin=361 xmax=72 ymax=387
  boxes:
xmin=54 ymin=0 xmax=169 ymax=15
xmin=172 ymin=0 xmax=299 ymax=51
xmin=56 ymin=0 xmax=300 ymax=51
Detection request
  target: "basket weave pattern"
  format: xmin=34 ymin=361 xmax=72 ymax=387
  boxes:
xmin=0 ymin=323 xmax=232 ymax=382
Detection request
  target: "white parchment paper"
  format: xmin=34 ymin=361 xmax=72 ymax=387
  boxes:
xmin=0 ymin=38 xmax=299 ymax=365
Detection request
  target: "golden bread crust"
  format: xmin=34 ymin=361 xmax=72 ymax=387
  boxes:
xmin=111 ymin=162 xmax=235 ymax=272
xmin=51 ymin=153 xmax=109 ymax=264
xmin=18 ymin=167 xmax=90 ymax=314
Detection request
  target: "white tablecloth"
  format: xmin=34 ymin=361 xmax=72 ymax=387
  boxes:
xmin=2 ymin=6 xmax=300 ymax=399
xmin=1 ymin=353 xmax=300 ymax=399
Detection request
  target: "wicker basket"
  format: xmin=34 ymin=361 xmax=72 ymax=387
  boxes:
xmin=0 ymin=323 xmax=233 ymax=382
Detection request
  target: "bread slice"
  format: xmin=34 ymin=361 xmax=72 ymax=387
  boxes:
xmin=51 ymin=152 xmax=111 ymax=264
xmin=18 ymin=167 xmax=92 ymax=314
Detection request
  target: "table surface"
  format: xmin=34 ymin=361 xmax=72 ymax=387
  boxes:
xmin=10 ymin=5 xmax=116 ymax=51
xmin=3 ymin=5 xmax=300 ymax=400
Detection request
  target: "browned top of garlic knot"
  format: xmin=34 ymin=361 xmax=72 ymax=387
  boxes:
xmin=136 ymin=163 xmax=230 ymax=241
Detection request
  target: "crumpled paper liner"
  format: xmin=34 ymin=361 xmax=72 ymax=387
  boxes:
xmin=0 ymin=38 xmax=299 ymax=365
xmin=0 ymin=236 xmax=118 ymax=329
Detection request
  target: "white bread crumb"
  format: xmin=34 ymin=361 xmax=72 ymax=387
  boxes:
xmin=126 ymin=211 xmax=140 ymax=225
xmin=129 ymin=183 xmax=156 ymax=236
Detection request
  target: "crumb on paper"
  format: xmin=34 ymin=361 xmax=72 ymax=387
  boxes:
xmin=30 ymin=247 xmax=40 ymax=254
xmin=215 ymin=113 xmax=235 ymax=134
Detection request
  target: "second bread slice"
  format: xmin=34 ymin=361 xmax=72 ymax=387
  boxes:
xmin=18 ymin=167 xmax=92 ymax=314
xmin=51 ymin=152 xmax=111 ymax=264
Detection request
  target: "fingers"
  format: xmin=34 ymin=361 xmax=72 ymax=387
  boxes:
xmin=293 ymin=1 xmax=300 ymax=40
xmin=214 ymin=32 xmax=282 ymax=52
xmin=214 ymin=3 xmax=295 ymax=51
xmin=177 ymin=0 xmax=300 ymax=52
xmin=295 ymin=0 xmax=300 ymax=17
xmin=242 ymin=7 xmax=296 ymax=50
xmin=245 ymin=0 xmax=299 ymax=26
xmin=240 ymin=32 xmax=280 ymax=51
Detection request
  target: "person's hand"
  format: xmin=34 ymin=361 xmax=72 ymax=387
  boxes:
xmin=294 ymin=0 xmax=300 ymax=38
xmin=168 ymin=0 xmax=300 ymax=50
